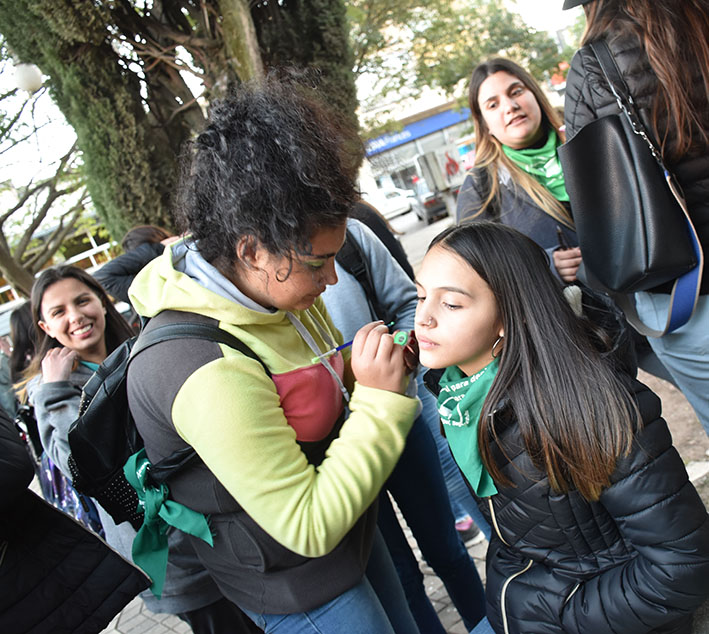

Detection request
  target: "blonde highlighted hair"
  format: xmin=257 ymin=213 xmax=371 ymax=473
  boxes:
xmin=582 ymin=0 xmax=709 ymax=163
xmin=467 ymin=58 xmax=574 ymax=229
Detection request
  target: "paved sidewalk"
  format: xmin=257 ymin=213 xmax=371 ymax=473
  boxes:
xmin=100 ymin=520 xmax=488 ymax=634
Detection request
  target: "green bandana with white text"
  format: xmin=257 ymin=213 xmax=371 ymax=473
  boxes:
xmin=437 ymin=358 xmax=499 ymax=497
xmin=502 ymin=128 xmax=569 ymax=202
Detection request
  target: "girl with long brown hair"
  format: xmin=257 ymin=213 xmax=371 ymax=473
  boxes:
xmin=457 ymin=56 xmax=674 ymax=386
xmin=458 ymin=58 xmax=573 ymax=251
xmin=415 ymin=221 xmax=709 ymax=633
xmin=564 ymin=0 xmax=709 ymax=436
xmin=457 ymin=58 xmax=581 ymax=282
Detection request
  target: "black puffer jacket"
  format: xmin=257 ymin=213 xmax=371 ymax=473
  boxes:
xmin=565 ymin=32 xmax=709 ymax=295
xmin=424 ymin=374 xmax=709 ymax=633
xmin=0 ymin=408 xmax=150 ymax=633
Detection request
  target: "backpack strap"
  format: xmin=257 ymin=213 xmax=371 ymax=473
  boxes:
xmin=336 ymin=229 xmax=389 ymax=323
xmin=130 ymin=322 xmax=271 ymax=377
xmin=129 ymin=320 xmax=270 ymax=483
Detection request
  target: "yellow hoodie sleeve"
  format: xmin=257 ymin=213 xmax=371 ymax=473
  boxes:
xmin=171 ymin=352 xmax=417 ymax=558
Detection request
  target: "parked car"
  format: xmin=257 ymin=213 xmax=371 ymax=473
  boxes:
xmin=362 ymin=187 xmax=422 ymax=220
xmin=413 ymin=181 xmax=459 ymax=224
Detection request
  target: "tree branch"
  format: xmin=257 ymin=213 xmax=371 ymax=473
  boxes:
xmin=27 ymin=190 xmax=87 ymax=271
xmin=8 ymin=143 xmax=78 ymax=256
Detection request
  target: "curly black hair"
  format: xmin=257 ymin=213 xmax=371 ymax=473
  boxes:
xmin=175 ymin=76 xmax=360 ymax=268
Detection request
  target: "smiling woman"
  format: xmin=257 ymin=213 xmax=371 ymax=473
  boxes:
xmin=22 ymin=266 xmax=134 ymax=464
xmin=23 ymin=265 xmax=133 ymax=387
xmin=36 ymin=277 xmax=108 ymax=365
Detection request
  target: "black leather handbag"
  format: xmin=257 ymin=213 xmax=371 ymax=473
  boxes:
xmin=558 ymin=39 xmax=703 ymax=335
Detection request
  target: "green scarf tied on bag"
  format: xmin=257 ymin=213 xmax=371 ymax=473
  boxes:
xmin=124 ymin=449 xmax=213 ymax=597
xmin=503 ymin=128 xmax=569 ymax=203
xmin=437 ymin=358 xmax=499 ymax=497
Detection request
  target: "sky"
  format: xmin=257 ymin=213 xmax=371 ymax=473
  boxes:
xmin=512 ymin=0 xmax=583 ymax=32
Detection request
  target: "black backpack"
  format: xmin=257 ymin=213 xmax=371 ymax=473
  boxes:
xmin=336 ymin=228 xmax=391 ymax=324
xmin=67 ymin=321 xmax=268 ymax=530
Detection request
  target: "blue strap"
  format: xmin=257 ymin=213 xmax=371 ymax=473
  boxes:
xmin=667 ymin=204 xmax=704 ymax=332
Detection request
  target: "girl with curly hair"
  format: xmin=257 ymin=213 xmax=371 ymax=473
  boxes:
xmin=125 ymin=77 xmax=420 ymax=633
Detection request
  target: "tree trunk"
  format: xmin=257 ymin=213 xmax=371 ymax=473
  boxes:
xmin=0 ymin=249 xmax=36 ymax=298
xmin=0 ymin=0 xmax=360 ymax=244
xmin=218 ymin=0 xmax=264 ymax=83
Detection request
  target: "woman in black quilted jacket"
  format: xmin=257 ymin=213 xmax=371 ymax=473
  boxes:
xmin=0 ymin=396 xmax=149 ymax=632
xmin=415 ymin=221 xmax=709 ymax=634
xmin=563 ymin=0 xmax=709 ymax=436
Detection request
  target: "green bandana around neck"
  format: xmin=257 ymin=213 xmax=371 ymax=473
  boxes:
xmin=503 ymin=128 xmax=569 ymax=202
xmin=124 ymin=449 xmax=213 ymax=597
xmin=437 ymin=358 xmax=499 ymax=496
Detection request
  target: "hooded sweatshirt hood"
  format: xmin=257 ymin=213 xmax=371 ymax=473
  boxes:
xmin=130 ymin=238 xmax=282 ymax=327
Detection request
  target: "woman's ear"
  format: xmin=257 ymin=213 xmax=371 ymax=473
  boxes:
xmin=37 ymin=320 xmax=52 ymax=338
xmin=237 ymin=236 xmax=262 ymax=270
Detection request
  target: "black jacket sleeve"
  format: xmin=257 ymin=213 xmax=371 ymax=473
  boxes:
xmin=563 ymin=47 xmax=602 ymax=140
xmin=0 ymin=406 xmax=34 ymax=509
xmin=94 ymin=242 xmax=165 ymax=303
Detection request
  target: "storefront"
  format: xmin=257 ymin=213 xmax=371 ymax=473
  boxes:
xmin=364 ymin=104 xmax=474 ymax=193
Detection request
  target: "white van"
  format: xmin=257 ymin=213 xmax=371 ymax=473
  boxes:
xmin=361 ymin=187 xmax=422 ymax=220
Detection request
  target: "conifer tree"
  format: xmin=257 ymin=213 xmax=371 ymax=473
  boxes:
xmin=0 ymin=0 xmax=358 ymax=237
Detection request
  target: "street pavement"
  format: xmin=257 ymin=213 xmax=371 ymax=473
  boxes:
xmin=101 ymin=522 xmax=488 ymax=634
xmin=100 ymin=212 xmax=709 ymax=633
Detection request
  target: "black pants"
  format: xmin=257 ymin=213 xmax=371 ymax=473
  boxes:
xmin=180 ymin=597 xmax=263 ymax=633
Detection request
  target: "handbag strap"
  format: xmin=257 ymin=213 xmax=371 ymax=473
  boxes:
xmin=589 ymin=40 xmax=666 ymax=168
xmin=587 ymin=39 xmax=704 ymax=336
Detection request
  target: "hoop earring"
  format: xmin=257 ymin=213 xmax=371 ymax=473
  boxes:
xmin=491 ymin=335 xmax=504 ymax=358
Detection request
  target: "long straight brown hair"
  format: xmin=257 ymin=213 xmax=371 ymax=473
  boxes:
xmin=583 ymin=0 xmax=709 ymax=162
xmin=466 ymin=58 xmax=574 ymax=229
xmin=429 ymin=222 xmax=639 ymax=501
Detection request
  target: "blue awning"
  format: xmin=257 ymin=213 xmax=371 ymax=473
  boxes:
xmin=366 ymin=107 xmax=471 ymax=156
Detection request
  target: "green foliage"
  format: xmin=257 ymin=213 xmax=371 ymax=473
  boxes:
xmin=348 ymin=0 xmax=433 ymax=76
xmin=0 ymin=0 xmax=177 ymax=238
xmin=348 ymin=0 xmax=563 ymax=136
xmin=0 ymin=0 xmax=360 ymax=242
xmin=411 ymin=0 xmax=561 ymax=94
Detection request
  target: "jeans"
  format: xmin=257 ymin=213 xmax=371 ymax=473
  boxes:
xmin=380 ymin=414 xmax=487 ymax=633
xmin=417 ymin=374 xmax=492 ymax=540
xmin=635 ymin=292 xmax=709 ymax=435
xmin=241 ymin=530 xmax=418 ymax=634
